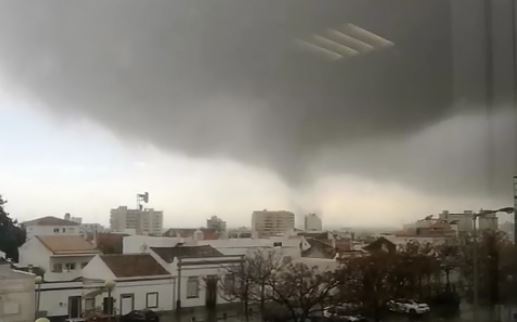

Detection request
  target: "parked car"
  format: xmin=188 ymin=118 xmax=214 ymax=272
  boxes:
xmin=323 ymin=303 xmax=362 ymax=318
xmin=387 ymin=299 xmax=430 ymax=315
xmin=323 ymin=304 xmax=367 ymax=321
xmin=121 ymin=310 xmax=159 ymax=322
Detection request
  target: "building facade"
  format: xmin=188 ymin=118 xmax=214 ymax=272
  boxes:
xmin=22 ymin=216 xmax=81 ymax=240
xmin=19 ymin=235 xmax=100 ymax=281
xmin=439 ymin=210 xmax=498 ymax=232
xmin=149 ymin=245 xmax=241 ymax=310
xmin=82 ymin=254 xmax=174 ymax=315
xmin=304 ymin=213 xmax=322 ymax=231
xmin=206 ymin=215 xmax=226 ymax=232
xmin=0 ymin=259 xmax=35 ymax=322
xmin=439 ymin=210 xmax=474 ymax=233
xmin=110 ymin=206 xmax=163 ymax=236
xmin=251 ymin=210 xmax=295 ymax=237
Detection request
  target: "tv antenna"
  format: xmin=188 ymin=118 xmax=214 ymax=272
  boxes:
xmin=137 ymin=192 xmax=149 ymax=210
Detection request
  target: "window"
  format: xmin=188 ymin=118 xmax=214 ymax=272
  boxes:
xmin=85 ymin=298 xmax=95 ymax=311
xmin=146 ymin=292 xmax=159 ymax=308
xmin=186 ymin=276 xmax=199 ymax=298
xmin=53 ymin=228 xmax=60 ymax=233
xmin=223 ymin=274 xmax=235 ymax=294
xmin=65 ymin=263 xmax=76 ymax=270
xmin=62 ymin=228 xmax=66 ymax=232
xmin=103 ymin=297 xmax=114 ymax=315
xmin=52 ymin=263 xmax=62 ymax=272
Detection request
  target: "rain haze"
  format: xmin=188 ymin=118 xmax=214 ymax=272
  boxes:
xmin=0 ymin=0 xmax=515 ymax=228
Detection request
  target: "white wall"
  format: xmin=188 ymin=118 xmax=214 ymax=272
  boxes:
xmin=0 ymin=266 xmax=35 ymax=322
xmin=46 ymin=255 xmax=96 ymax=281
xmin=123 ymin=235 xmax=181 ymax=254
xmin=82 ymin=256 xmax=116 ymax=281
xmin=38 ymin=278 xmax=175 ymax=318
xmin=19 ymin=238 xmax=95 ymax=282
xmin=176 ymin=263 xmax=233 ymax=308
xmin=160 ymin=256 xmax=241 ymax=309
xmin=82 ymin=256 xmax=175 ymax=314
xmin=19 ymin=237 xmax=52 ymax=271
xmin=195 ymin=238 xmax=302 ymax=258
xmin=90 ymin=279 xmax=175 ymax=315
xmin=37 ymin=281 xmax=83 ymax=317
xmin=26 ymin=225 xmax=80 ymax=240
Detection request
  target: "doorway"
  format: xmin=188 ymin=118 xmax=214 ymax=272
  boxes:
xmin=205 ymin=275 xmax=218 ymax=309
xmin=120 ymin=294 xmax=134 ymax=315
xmin=68 ymin=296 xmax=82 ymax=318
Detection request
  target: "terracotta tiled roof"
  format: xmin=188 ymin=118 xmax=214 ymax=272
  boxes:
xmin=363 ymin=237 xmax=396 ymax=254
xmin=151 ymin=245 xmax=223 ymax=263
xmin=36 ymin=235 xmax=99 ymax=255
xmin=22 ymin=216 xmax=79 ymax=226
xmin=95 ymin=233 xmax=126 ymax=254
xmin=301 ymin=238 xmax=336 ymax=259
xmin=100 ymin=254 xmax=169 ymax=278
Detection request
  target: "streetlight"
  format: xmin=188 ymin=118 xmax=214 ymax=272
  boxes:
xmin=104 ymin=280 xmax=116 ymax=317
xmin=35 ymin=318 xmax=50 ymax=322
xmin=472 ymin=207 xmax=515 ymax=322
xmin=34 ymin=275 xmax=43 ymax=319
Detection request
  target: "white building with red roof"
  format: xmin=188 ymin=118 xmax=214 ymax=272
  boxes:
xmin=18 ymin=235 xmax=100 ymax=281
xmin=22 ymin=215 xmax=81 ymax=240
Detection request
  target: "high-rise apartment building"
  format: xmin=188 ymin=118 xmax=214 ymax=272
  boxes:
xmin=206 ymin=215 xmax=226 ymax=232
xmin=304 ymin=213 xmax=322 ymax=231
xmin=439 ymin=210 xmax=498 ymax=233
xmin=110 ymin=206 xmax=163 ymax=235
xmin=251 ymin=210 xmax=295 ymax=237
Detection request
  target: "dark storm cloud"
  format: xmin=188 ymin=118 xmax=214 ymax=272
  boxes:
xmin=0 ymin=0 xmax=514 ymax=198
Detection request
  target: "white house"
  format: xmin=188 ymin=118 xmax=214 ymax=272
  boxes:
xmin=193 ymin=237 xmax=302 ymax=258
xmin=19 ymin=235 xmax=100 ymax=281
xmin=0 ymin=259 xmax=36 ymax=322
xmin=82 ymin=254 xmax=174 ymax=316
xmin=122 ymin=235 xmax=182 ymax=254
xmin=150 ymin=245 xmax=242 ymax=310
xmin=22 ymin=216 xmax=81 ymax=240
xmin=30 ymin=245 xmax=243 ymax=320
xmin=36 ymin=280 xmax=84 ymax=319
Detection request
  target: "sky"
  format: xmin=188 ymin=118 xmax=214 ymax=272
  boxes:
xmin=0 ymin=0 xmax=515 ymax=229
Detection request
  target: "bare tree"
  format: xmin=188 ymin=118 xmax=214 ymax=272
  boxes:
xmin=338 ymin=252 xmax=399 ymax=322
xmin=218 ymin=249 xmax=285 ymax=321
xmin=218 ymin=257 xmax=254 ymax=321
xmin=266 ymin=261 xmax=341 ymax=322
xmin=248 ymin=248 xmax=285 ymax=313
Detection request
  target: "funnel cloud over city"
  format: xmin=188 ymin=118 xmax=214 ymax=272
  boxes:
xmin=0 ymin=0 xmax=515 ymax=227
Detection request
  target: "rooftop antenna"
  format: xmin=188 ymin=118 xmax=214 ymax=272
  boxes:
xmin=137 ymin=192 xmax=149 ymax=211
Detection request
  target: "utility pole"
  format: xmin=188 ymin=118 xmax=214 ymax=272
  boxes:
xmin=472 ymin=214 xmax=479 ymax=322
xmin=513 ymin=176 xmax=517 ymax=244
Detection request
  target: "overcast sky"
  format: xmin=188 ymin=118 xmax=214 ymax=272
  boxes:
xmin=0 ymin=0 xmax=515 ymax=228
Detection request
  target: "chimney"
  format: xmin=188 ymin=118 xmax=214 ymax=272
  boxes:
xmin=64 ymin=213 xmax=71 ymax=221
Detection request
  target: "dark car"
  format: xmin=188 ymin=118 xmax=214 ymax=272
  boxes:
xmin=121 ymin=310 xmax=159 ymax=322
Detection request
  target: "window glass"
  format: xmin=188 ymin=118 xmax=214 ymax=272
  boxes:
xmin=186 ymin=276 xmax=199 ymax=298
xmin=52 ymin=263 xmax=62 ymax=273
xmin=146 ymin=292 xmax=158 ymax=308
xmin=85 ymin=298 xmax=95 ymax=311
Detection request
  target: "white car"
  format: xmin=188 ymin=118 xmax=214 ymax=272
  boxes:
xmin=323 ymin=303 xmax=361 ymax=318
xmin=387 ymin=299 xmax=430 ymax=315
